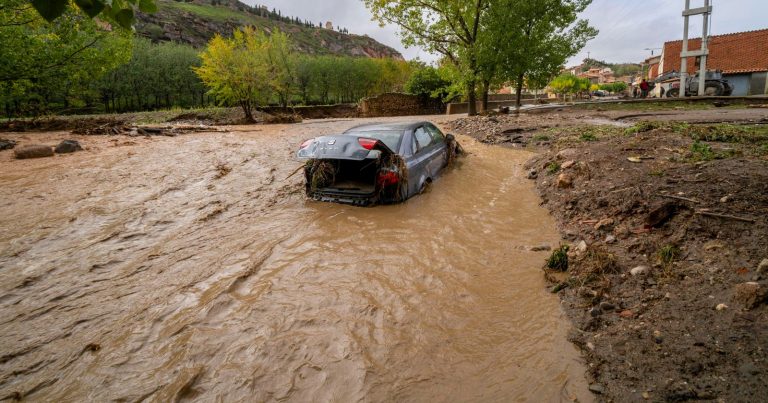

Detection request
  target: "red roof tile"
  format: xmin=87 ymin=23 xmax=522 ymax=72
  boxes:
xmin=660 ymin=28 xmax=768 ymax=75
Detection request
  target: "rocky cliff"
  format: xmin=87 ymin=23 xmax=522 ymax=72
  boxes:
xmin=136 ymin=0 xmax=404 ymax=59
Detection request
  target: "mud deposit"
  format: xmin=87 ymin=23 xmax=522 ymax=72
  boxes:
xmin=0 ymin=117 xmax=590 ymax=401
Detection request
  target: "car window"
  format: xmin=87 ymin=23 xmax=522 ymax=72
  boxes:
xmin=345 ymin=130 xmax=403 ymax=151
xmin=425 ymin=124 xmax=445 ymax=145
xmin=414 ymin=127 xmax=432 ymax=151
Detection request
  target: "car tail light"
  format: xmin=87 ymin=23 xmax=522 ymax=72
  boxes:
xmin=377 ymin=171 xmax=399 ymax=187
xmin=358 ymin=138 xmax=378 ymax=150
xmin=299 ymin=139 xmax=313 ymax=149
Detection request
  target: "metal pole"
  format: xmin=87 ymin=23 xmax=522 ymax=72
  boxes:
xmin=680 ymin=0 xmax=690 ymax=97
xmin=698 ymin=0 xmax=710 ymax=96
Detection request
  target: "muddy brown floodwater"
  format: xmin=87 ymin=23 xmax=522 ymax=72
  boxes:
xmin=0 ymin=116 xmax=590 ymax=402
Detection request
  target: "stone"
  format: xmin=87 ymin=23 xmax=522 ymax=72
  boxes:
xmin=720 ymin=195 xmax=731 ymax=203
xmin=589 ymin=307 xmax=602 ymax=317
xmin=619 ymin=310 xmax=635 ymax=318
xmin=605 ymin=235 xmax=617 ymax=244
xmin=703 ymin=241 xmax=725 ymax=251
xmin=556 ymin=173 xmax=573 ymax=188
xmin=0 ymin=138 xmax=16 ymax=150
xmin=594 ymin=218 xmax=615 ymax=231
xmin=733 ymin=282 xmax=768 ymax=309
xmin=529 ymin=245 xmax=551 ymax=252
xmin=630 ymin=266 xmax=649 ymax=276
xmin=575 ymin=240 xmax=588 ymax=253
xmin=54 ymin=140 xmax=83 ymax=154
xmin=14 ymin=144 xmax=54 ymax=159
xmin=739 ymin=362 xmax=760 ymax=376
xmin=561 ymin=160 xmax=576 ymax=169
xmin=758 ymin=259 xmax=768 ymax=274
xmin=653 ymin=330 xmax=663 ymax=344
xmin=527 ymin=169 xmax=538 ymax=179
xmin=556 ymin=148 xmax=578 ymax=160
xmin=599 ymin=301 xmax=615 ymax=311
xmin=588 ymin=384 xmax=605 ymax=394
xmin=715 ymin=303 xmax=728 ymax=311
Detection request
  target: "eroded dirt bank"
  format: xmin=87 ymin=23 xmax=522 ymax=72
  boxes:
xmin=450 ymin=107 xmax=768 ymax=402
xmin=0 ymin=117 xmax=590 ymax=401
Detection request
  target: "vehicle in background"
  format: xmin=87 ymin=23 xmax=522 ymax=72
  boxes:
xmin=296 ymin=122 xmax=462 ymax=206
xmin=656 ymin=69 xmax=734 ymax=97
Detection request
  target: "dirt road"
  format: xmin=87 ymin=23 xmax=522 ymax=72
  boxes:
xmin=0 ymin=117 xmax=590 ymax=401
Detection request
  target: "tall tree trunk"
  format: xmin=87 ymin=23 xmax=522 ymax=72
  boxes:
xmin=241 ymin=101 xmax=254 ymax=123
xmin=467 ymin=79 xmax=477 ymax=116
xmin=515 ymin=73 xmax=525 ymax=111
xmin=481 ymin=80 xmax=490 ymax=112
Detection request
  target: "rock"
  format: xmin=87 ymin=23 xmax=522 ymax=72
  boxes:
xmin=0 ymin=138 xmax=17 ymax=150
xmin=527 ymin=169 xmax=538 ymax=179
xmin=630 ymin=266 xmax=649 ymax=276
xmin=720 ymin=195 xmax=731 ymax=203
xmin=561 ymin=160 xmax=576 ymax=169
xmin=54 ymin=140 xmax=83 ymax=154
xmin=599 ymin=301 xmax=615 ymax=311
xmin=653 ymin=330 xmax=663 ymax=344
xmin=575 ymin=240 xmax=588 ymax=253
xmin=589 ymin=307 xmax=602 ymax=317
xmin=738 ymin=362 xmax=760 ymax=376
xmin=619 ymin=310 xmax=635 ymax=318
xmin=758 ymin=259 xmax=768 ymax=274
xmin=715 ymin=303 xmax=728 ymax=311
xmin=588 ymin=384 xmax=605 ymax=394
xmin=605 ymin=235 xmax=617 ymax=244
xmin=529 ymin=245 xmax=551 ymax=252
xmin=646 ymin=202 xmax=677 ymax=228
xmin=733 ymin=282 xmax=768 ymax=309
xmin=627 ymin=156 xmax=642 ymax=163
xmin=14 ymin=144 xmax=54 ymax=159
xmin=556 ymin=148 xmax=578 ymax=160
xmin=556 ymin=173 xmax=573 ymax=188
xmin=586 ymin=342 xmax=595 ymax=350
xmin=703 ymin=241 xmax=725 ymax=251
xmin=594 ymin=218 xmax=614 ymax=231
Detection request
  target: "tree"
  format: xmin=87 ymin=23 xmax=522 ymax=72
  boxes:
xmin=405 ymin=65 xmax=450 ymax=100
xmin=265 ymin=30 xmax=295 ymax=107
xmin=1 ymin=0 xmax=131 ymax=117
xmin=481 ymin=0 xmax=597 ymax=110
xmin=364 ymin=0 xmax=487 ymax=115
xmin=30 ymin=0 xmax=157 ymax=29
xmin=195 ymin=27 xmax=273 ymax=122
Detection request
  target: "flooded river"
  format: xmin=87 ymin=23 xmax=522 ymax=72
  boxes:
xmin=0 ymin=117 xmax=590 ymax=401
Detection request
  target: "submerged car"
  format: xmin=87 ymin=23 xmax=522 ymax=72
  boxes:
xmin=296 ymin=121 xmax=462 ymax=206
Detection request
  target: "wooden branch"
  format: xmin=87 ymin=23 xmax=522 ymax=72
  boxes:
xmin=695 ymin=211 xmax=756 ymax=223
xmin=658 ymin=194 xmax=700 ymax=203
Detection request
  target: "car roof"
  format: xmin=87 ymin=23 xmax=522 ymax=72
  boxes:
xmin=343 ymin=121 xmax=431 ymax=133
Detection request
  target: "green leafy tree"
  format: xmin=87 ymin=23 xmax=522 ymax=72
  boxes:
xmin=195 ymin=27 xmax=273 ymax=122
xmin=31 ymin=0 xmax=157 ymax=29
xmin=405 ymin=65 xmax=450 ymax=100
xmin=364 ymin=0 xmax=487 ymax=115
xmin=1 ymin=0 xmax=131 ymax=117
xmin=481 ymin=0 xmax=597 ymax=110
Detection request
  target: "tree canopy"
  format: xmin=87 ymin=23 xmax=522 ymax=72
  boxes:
xmin=31 ymin=0 xmax=157 ymax=29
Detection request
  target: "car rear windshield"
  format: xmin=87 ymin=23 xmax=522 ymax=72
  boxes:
xmin=346 ymin=130 xmax=402 ymax=151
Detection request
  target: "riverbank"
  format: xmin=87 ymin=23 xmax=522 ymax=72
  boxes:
xmin=449 ymin=107 xmax=768 ymax=401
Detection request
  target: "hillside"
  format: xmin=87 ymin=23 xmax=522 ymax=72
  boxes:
xmin=136 ymin=0 xmax=404 ymax=59
xmin=579 ymin=58 xmax=642 ymax=77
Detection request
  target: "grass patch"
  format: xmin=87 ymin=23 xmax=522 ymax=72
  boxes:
xmin=546 ymin=245 xmax=569 ymax=271
xmin=532 ymin=133 xmax=551 ymax=142
xmin=580 ymin=132 xmax=598 ymax=141
xmin=649 ymin=168 xmax=666 ymax=177
xmin=545 ymin=161 xmax=561 ymax=174
xmin=689 ymin=141 xmax=715 ymax=161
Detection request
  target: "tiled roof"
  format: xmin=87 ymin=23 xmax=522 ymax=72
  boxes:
xmin=660 ymin=28 xmax=768 ymax=75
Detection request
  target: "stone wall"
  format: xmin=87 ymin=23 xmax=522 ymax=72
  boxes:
xmin=359 ymin=93 xmax=445 ymax=117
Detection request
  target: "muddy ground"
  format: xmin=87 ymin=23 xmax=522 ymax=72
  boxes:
xmin=450 ymin=105 xmax=768 ymax=402
xmin=0 ymin=117 xmax=591 ymax=401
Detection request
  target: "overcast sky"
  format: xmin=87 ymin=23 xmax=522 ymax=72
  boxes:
xmin=245 ymin=0 xmax=767 ymax=66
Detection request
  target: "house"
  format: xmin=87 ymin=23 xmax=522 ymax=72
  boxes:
xmin=644 ymin=55 xmax=661 ymax=81
xmin=576 ymin=67 xmax=615 ymax=84
xmin=325 ymin=21 xmax=333 ymax=30
xmin=657 ymin=28 xmax=768 ymax=96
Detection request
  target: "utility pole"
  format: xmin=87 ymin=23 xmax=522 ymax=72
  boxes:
xmin=680 ymin=0 xmax=712 ymax=97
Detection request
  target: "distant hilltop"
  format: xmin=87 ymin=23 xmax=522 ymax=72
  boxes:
xmin=136 ymin=0 xmax=404 ymax=59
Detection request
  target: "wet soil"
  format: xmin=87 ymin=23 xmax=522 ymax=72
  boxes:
xmin=0 ymin=117 xmax=590 ymax=401
xmin=452 ymin=107 xmax=768 ymax=401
